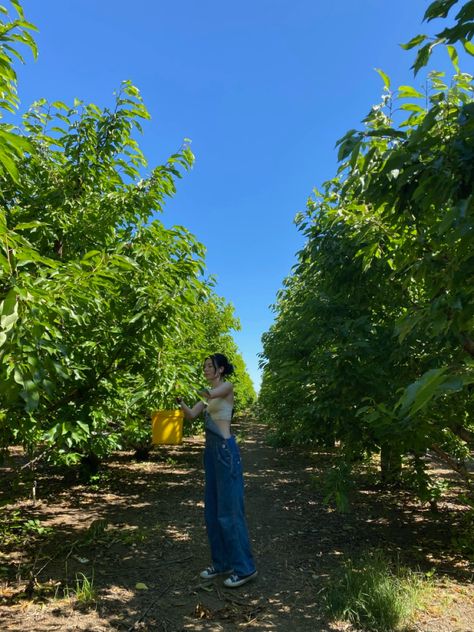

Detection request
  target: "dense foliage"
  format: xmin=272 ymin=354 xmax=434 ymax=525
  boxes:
xmin=0 ymin=1 xmax=255 ymax=467
xmin=259 ymin=0 xmax=474 ymax=498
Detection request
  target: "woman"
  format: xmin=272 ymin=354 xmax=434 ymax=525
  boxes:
xmin=178 ymin=353 xmax=257 ymax=588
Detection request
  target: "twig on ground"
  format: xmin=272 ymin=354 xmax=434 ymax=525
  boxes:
xmin=242 ymin=616 xmax=259 ymax=627
xmin=156 ymin=554 xmax=193 ymax=567
xmin=127 ymin=584 xmax=171 ymax=632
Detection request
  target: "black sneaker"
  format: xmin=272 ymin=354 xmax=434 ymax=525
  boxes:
xmin=200 ymin=566 xmax=232 ymax=580
xmin=223 ymin=570 xmax=258 ymax=588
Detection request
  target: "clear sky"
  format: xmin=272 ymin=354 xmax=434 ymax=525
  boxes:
xmin=17 ymin=1 xmax=458 ymax=389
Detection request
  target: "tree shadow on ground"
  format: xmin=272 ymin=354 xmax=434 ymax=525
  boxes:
xmin=0 ymin=420 xmax=473 ymax=631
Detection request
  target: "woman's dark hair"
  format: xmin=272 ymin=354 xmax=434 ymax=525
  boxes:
xmin=205 ymin=353 xmax=234 ymax=377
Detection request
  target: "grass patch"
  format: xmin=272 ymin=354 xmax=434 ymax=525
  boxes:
xmin=64 ymin=572 xmax=97 ymax=604
xmin=324 ymin=550 xmax=431 ymax=631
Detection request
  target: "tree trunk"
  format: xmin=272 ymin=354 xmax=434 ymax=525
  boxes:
xmin=380 ymin=444 xmax=402 ymax=485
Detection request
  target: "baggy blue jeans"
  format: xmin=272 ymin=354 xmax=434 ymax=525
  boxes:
xmin=203 ymin=431 xmax=256 ymax=577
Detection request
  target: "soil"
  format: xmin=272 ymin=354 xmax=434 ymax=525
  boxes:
xmin=0 ymin=419 xmax=473 ymax=632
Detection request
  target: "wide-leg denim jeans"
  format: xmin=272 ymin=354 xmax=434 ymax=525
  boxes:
xmin=203 ymin=431 xmax=256 ymax=577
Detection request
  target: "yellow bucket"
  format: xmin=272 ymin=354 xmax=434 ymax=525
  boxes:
xmin=151 ymin=409 xmax=184 ymax=445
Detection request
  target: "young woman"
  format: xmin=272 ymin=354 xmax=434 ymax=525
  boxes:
xmin=177 ymin=353 xmax=257 ymax=588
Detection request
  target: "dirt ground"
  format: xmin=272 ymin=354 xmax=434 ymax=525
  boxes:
xmin=1 ymin=419 xmax=473 ymax=631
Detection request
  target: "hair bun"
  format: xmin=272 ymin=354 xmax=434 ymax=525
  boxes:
xmin=207 ymin=353 xmax=235 ymax=377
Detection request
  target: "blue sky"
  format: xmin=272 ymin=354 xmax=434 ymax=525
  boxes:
xmin=17 ymin=1 xmax=459 ymax=389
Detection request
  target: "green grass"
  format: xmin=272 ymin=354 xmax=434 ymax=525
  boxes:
xmin=324 ymin=550 xmax=430 ymax=631
xmin=64 ymin=572 xmax=97 ymax=604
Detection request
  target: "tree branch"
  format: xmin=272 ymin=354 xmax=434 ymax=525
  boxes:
xmin=430 ymin=443 xmax=473 ymax=490
xmin=461 ymin=333 xmax=474 ymax=357
xmin=451 ymin=424 xmax=474 ymax=447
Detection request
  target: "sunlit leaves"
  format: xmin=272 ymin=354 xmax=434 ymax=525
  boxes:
xmin=401 ymin=34 xmax=429 ymax=50
xmin=398 ymin=85 xmax=424 ymax=99
xmin=0 ymin=1 xmax=37 ymax=180
xmin=375 ymin=68 xmax=391 ymax=90
xmin=404 ymin=0 xmax=474 ymax=73
xmin=0 ymin=1 xmax=255 ymax=463
xmin=260 ymin=20 xmax=474 ymax=498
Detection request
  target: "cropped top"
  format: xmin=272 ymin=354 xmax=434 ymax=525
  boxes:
xmin=207 ymin=396 xmax=233 ymax=423
xmin=205 ymin=396 xmax=233 ymax=438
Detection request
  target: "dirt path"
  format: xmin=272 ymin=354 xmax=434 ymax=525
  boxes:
xmin=1 ymin=420 xmax=473 ymax=631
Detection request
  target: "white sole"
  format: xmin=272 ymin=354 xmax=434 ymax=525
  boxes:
xmin=223 ymin=570 xmax=258 ymax=588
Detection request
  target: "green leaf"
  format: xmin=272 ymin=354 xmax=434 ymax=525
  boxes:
xmin=82 ymin=250 xmax=102 ymax=260
xmin=398 ymin=85 xmax=424 ymax=99
xmin=10 ymin=0 xmax=25 ymax=19
xmin=400 ymin=103 xmax=425 ymax=113
xmin=395 ymin=312 xmax=425 ymax=342
xmin=365 ymin=128 xmax=406 ymax=139
xmin=1 ymin=288 xmax=18 ymax=317
xmin=375 ymin=68 xmax=391 ymax=90
xmin=0 ymin=289 xmax=19 ymax=331
xmin=463 ymin=40 xmax=474 ymax=56
xmin=401 ymin=34 xmax=428 ymax=50
xmin=447 ymin=44 xmax=460 ymax=71
xmin=395 ymin=369 xmax=472 ymax=417
xmin=13 ymin=221 xmax=46 ymax=230
xmin=424 ymin=0 xmax=459 ymax=21
xmin=13 ymin=368 xmax=24 ymax=387
xmin=1 ymin=310 xmax=18 ymax=331
xmin=0 ymin=148 xmax=19 ymax=181
xmin=396 ymin=368 xmax=448 ymax=416
xmin=51 ymin=101 xmax=70 ymax=111
xmin=76 ymin=420 xmax=90 ymax=435
xmin=412 ymin=41 xmax=442 ymax=75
